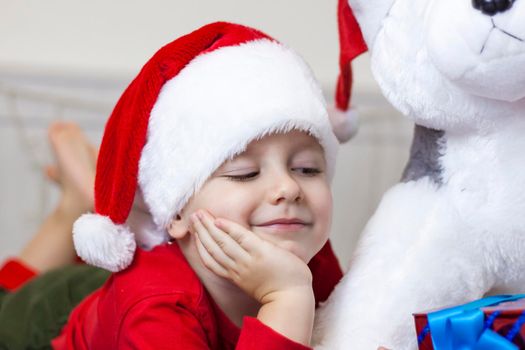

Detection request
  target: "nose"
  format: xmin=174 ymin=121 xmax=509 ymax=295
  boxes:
xmin=472 ymin=0 xmax=515 ymax=15
xmin=269 ymin=172 xmax=303 ymax=204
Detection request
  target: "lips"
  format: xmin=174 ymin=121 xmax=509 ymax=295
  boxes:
xmin=258 ymin=218 xmax=309 ymax=225
xmin=255 ymin=218 xmax=312 ymax=232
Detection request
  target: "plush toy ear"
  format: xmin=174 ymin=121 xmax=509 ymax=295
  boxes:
xmin=330 ymin=0 xmax=367 ymax=143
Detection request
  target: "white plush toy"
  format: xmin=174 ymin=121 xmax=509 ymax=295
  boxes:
xmin=315 ymin=0 xmax=525 ymax=349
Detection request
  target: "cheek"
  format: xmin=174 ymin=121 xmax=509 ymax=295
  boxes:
xmin=310 ymin=185 xmax=333 ymax=227
xmin=191 ymin=187 xmax=256 ymax=228
xmin=310 ymin=188 xmax=333 ymax=247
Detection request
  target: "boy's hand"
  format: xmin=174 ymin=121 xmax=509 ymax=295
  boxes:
xmin=191 ymin=209 xmax=316 ymax=345
xmin=190 ymin=210 xmax=313 ymax=304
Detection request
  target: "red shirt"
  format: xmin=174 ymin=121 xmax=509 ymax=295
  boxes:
xmin=1 ymin=241 xmax=342 ymax=349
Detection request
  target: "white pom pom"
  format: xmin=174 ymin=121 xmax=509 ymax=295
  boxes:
xmin=73 ymin=213 xmax=137 ymax=272
xmin=327 ymin=105 xmax=359 ymax=143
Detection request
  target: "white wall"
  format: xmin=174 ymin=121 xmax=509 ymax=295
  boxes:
xmin=0 ymin=0 xmax=378 ymax=91
xmin=0 ymin=0 xmax=411 ymax=268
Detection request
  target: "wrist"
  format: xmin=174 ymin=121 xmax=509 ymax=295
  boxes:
xmin=260 ymin=285 xmax=314 ymax=305
xmin=257 ymin=287 xmax=315 ymax=345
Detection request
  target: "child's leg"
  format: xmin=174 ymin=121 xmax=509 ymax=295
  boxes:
xmin=18 ymin=122 xmax=97 ymax=273
xmin=0 ymin=127 xmax=104 ymax=348
xmin=0 ymin=264 xmax=109 ymax=349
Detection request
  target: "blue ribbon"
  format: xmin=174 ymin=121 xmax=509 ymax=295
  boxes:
xmin=427 ymin=294 xmax=525 ymax=350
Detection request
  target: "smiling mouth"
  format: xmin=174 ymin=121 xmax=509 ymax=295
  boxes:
xmin=255 ymin=223 xmax=311 ymax=233
xmin=254 ymin=217 xmax=313 ymax=232
xmin=480 ymin=19 xmax=524 ymax=54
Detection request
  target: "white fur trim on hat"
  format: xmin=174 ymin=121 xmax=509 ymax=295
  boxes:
xmin=73 ymin=213 xmax=137 ymax=272
xmin=328 ymin=105 xmax=359 ymax=143
xmin=138 ymin=39 xmax=339 ymax=230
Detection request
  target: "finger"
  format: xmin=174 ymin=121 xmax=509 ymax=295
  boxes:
xmin=191 ymin=213 xmax=236 ymax=270
xmin=194 ymin=233 xmax=229 ymax=278
xmin=213 ymin=217 xmax=260 ymax=252
xmin=197 ymin=211 xmax=251 ymax=261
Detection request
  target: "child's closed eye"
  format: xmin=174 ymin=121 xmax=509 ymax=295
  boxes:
xmin=224 ymin=168 xmax=322 ymax=182
xmin=292 ymin=167 xmax=323 ymax=176
xmin=224 ymin=171 xmax=259 ymax=181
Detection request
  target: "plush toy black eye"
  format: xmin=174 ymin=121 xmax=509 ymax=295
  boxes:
xmin=472 ymin=0 xmax=515 ymax=16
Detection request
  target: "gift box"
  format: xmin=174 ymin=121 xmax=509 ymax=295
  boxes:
xmin=414 ymin=295 xmax=525 ymax=350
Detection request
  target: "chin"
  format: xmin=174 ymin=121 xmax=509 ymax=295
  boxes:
xmin=282 ymin=242 xmax=310 ymax=262
xmin=253 ymin=227 xmax=317 ymax=262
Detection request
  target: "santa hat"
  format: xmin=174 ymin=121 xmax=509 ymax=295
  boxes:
xmin=72 ymin=22 xmax=340 ymax=272
xmin=329 ymin=0 xmax=367 ymax=143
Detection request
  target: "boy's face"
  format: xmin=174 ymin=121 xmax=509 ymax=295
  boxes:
xmin=170 ymin=130 xmax=332 ymax=263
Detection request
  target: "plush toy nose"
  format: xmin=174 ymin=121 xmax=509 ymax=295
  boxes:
xmin=472 ymin=0 xmax=515 ymax=15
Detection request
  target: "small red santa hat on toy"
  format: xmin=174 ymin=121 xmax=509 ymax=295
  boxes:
xmin=330 ymin=0 xmax=368 ymax=142
xmin=73 ymin=22 xmax=344 ymax=272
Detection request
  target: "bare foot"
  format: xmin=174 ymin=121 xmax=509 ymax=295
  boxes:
xmin=45 ymin=121 xmax=98 ymax=216
xmin=18 ymin=122 xmax=98 ymax=272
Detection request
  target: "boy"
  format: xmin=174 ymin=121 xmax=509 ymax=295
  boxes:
xmin=1 ymin=22 xmax=345 ymax=349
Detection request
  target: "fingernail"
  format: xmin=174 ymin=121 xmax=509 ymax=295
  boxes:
xmin=196 ymin=211 xmax=204 ymax=220
xmin=214 ymin=219 xmax=223 ymax=228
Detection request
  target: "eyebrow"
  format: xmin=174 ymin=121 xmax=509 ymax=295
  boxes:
xmin=231 ymin=145 xmax=325 ymax=166
xmin=217 ymin=142 xmax=326 ymax=173
xmin=292 ymin=142 xmax=324 ymax=153
xmin=243 ymin=139 xmax=324 ymax=156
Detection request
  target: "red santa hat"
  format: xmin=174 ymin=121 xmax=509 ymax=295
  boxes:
xmin=72 ymin=22 xmax=340 ymax=272
xmin=329 ymin=0 xmax=368 ymax=142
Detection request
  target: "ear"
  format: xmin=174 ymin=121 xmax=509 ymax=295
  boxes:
xmin=167 ymin=213 xmax=190 ymax=240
